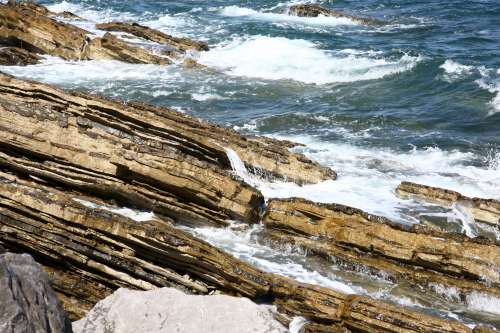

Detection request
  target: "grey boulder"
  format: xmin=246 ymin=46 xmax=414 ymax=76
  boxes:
xmin=0 ymin=252 xmax=72 ymax=333
xmin=73 ymin=287 xmax=288 ymax=333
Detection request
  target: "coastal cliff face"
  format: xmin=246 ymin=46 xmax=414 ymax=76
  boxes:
xmin=0 ymin=73 xmax=496 ymax=333
xmin=0 ymin=2 xmax=498 ymax=332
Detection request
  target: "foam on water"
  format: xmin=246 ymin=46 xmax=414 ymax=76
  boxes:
xmin=440 ymin=59 xmax=474 ymax=82
xmin=220 ymin=5 xmax=358 ymax=27
xmin=185 ymin=224 xmax=359 ymax=295
xmin=199 ymin=36 xmax=421 ymax=84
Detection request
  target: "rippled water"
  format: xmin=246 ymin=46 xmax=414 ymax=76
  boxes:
xmin=2 ymin=0 xmax=500 ymax=329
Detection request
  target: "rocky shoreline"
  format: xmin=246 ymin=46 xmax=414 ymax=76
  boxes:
xmin=0 ymin=1 xmax=499 ymax=333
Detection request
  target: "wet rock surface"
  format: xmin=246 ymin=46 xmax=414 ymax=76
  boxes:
xmin=288 ymin=4 xmax=383 ymax=25
xmin=73 ymin=287 xmax=287 ymax=333
xmin=263 ymin=198 xmax=500 ymax=303
xmin=0 ymin=2 xmax=205 ymax=65
xmin=0 ymin=252 xmax=72 ymax=333
xmin=397 ymin=181 xmax=500 ymax=226
xmin=0 ymin=171 xmax=487 ymax=332
xmin=96 ymin=21 xmax=209 ymax=52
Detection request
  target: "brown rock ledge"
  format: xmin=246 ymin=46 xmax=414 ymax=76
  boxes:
xmin=262 ymin=198 xmax=500 ymax=303
xmin=397 ymin=181 xmax=500 ymax=226
xmin=0 ymin=172 xmax=491 ymax=333
xmin=96 ymin=21 xmax=209 ymax=52
xmin=0 ymin=73 xmax=335 ymax=226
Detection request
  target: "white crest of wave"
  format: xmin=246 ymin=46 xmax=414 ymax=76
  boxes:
xmin=440 ymin=59 xmax=474 ymax=82
xmin=199 ymin=36 xmax=420 ymax=84
xmin=220 ymin=5 xmax=358 ymax=27
xmin=476 ymin=74 xmax=500 ymax=116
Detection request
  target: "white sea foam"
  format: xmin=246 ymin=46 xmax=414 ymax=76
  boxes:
xmin=476 ymin=75 xmax=500 ymax=116
xmin=220 ymin=5 xmax=358 ymax=27
xmin=225 ymin=134 xmax=499 ymax=224
xmin=185 ymin=224 xmax=360 ymax=295
xmin=289 ymin=317 xmax=309 ymax=333
xmin=440 ymin=59 xmax=474 ymax=82
xmin=73 ymin=198 xmax=156 ymax=222
xmin=199 ymin=36 xmax=421 ymax=84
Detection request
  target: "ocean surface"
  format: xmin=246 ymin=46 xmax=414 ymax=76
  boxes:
xmin=2 ymin=0 xmax=500 ymax=329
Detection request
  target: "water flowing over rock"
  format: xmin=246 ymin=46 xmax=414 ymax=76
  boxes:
xmin=0 ymin=252 xmax=72 ymax=333
xmin=96 ymin=22 xmax=209 ymax=52
xmin=397 ymin=181 xmax=500 ymax=226
xmin=0 ymin=171 xmax=489 ymax=333
xmin=262 ymin=198 xmax=500 ymax=303
xmin=0 ymin=3 xmax=190 ymax=65
xmin=73 ymin=287 xmax=287 ymax=333
xmin=0 ymin=72 xmax=334 ymax=227
xmin=0 ymin=46 xmax=41 ymax=66
xmin=287 ymin=4 xmax=383 ymax=25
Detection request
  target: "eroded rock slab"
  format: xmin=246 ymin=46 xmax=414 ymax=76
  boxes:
xmin=397 ymin=181 xmax=500 ymax=226
xmin=0 ymin=252 xmax=72 ymax=333
xmin=288 ymin=4 xmax=383 ymax=25
xmin=0 ymin=172 xmax=488 ymax=333
xmin=96 ymin=21 xmax=209 ymax=52
xmin=84 ymin=32 xmax=171 ymax=65
xmin=263 ymin=198 xmax=500 ymax=302
xmin=73 ymin=287 xmax=286 ymax=333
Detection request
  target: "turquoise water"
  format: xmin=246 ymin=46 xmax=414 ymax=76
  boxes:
xmin=2 ymin=0 xmax=500 ymax=329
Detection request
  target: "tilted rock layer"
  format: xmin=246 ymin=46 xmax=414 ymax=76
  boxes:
xmin=397 ymin=181 xmax=500 ymax=226
xmin=0 ymin=171 xmax=488 ymax=333
xmin=0 ymin=46 xmax=41 ymax=66
xmin=263 ymin=198 xmax=500 ymax=301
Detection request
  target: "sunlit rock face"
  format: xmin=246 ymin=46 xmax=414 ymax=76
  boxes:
xmin=73 ymin=288 xmax=287 ymax=333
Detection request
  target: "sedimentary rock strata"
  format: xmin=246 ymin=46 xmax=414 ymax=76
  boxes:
xmin=96 ymin=22 xmax=209 ymax=52
xmin=0 ymin=72 xmax=334 ymax=227
xmin=0 ymin=252 xmax=72 ymax=333
xmin=288 ymin=4 xmax=383 ymax=25
xmin=0 ymin=3 xmax=195 ymax=65
xmin=0 ymin=172 xmax=489 ymax=332
xmin=0 ymin=46 xmax=41 ymax=65
xmin=262 ymin=198 xmax=500 ymax=302
xmin=83 ymin=32 xmax=171 ymax=65
xmin=397 ymin=181 xmax=500 ymax=226
xmin=0 ymin=3 xmax=90 ymax=60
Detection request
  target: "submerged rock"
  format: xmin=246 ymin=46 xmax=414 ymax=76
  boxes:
xmin=73 ymin=287 xmax=287 ymax=333
xmin=96 ymin=21 xmax=209 ymax=52
xmin=0 ymin=253 xmax=72 ymax=333
xmin=84 ymin=32 xmax=171 ymax=65
xmin=288 ymin=4 xmax=383 ymax=25
xmin=397 ymin=181 xmax=500 ymax=226
xmin=0 ymin=46 xmax=40 ymax=65
xmin=263 ymin=198 xmax=500 ymax=303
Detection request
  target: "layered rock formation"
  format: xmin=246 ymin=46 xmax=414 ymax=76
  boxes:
xmin=96 ymin=22 xmax=209 ymax=52
xmin=0 ymin=2 xmax=207 ymax=65
xmin=0 ymin=72 xmax=334 ymax=227
xmin=0 ymin=252 xmax=72 ymax=333
xmin=0 ymin=171 xmax=489 ymax=333
xmin=397 ymin=181 xmax=500 ymax=226
xmin=262 ymin=198 xmax=500 ymax=303
xmin=288 ymin=4 xmax=383 ymax=25
xmin=73 ymin=287 xmax=287 ymax=333
xmin=0 ymin=46 xmax=40 ymax=66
